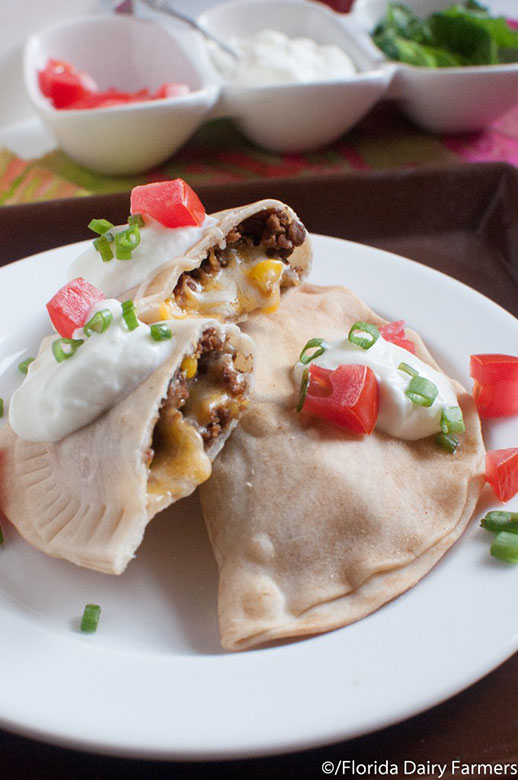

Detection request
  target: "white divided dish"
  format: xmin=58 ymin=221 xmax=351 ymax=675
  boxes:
xmin=351 ymin=0 xmax=518 ymax=132
xmin=23 ymin=14 xmax=220 ymax=174
xmin=19 ymin=0 xmax=518 ymax=172
xmin=197 ymin=0 xmax=392 ymax=152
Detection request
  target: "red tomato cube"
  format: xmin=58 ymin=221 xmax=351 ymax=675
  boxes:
xmin=46 ymin=278 xmax=105 ymax=338
xmin=38 ymin=58 xmax=97 ymax=109
xmin=472 ymin=380 xmax=518 ymax=418
xmin=379 ymin=320 xmax=406 ymax=339
xmin=302 ymin=363 xmax=379 ymax=435
xmin=470 ymin=354 xmax=518 ymax=384
xmin=379 ymin=320 xmax=416 ymax=354
xmin=485 ymin=448 xmax=518 ymax=503
xmin=130 ymin=179 xmax=205 ymax=229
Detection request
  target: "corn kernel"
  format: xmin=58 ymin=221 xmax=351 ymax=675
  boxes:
xmin=247 ymin=260 xmax=284 ymax=296
xmin=181 ymin=355 xmax=198 ymax=379
xmin=159 ymin=300 xmax=173 ymax=320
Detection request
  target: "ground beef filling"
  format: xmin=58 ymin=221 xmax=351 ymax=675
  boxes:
xmin=173 ymin=207 xmax=306 ymax=307
xmin=149 ymin=328 xmax=248 ymax=467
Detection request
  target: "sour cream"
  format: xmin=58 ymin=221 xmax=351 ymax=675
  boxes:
xmin=68 ymin=215 xmax=218 ymax=299
xmin=9 ymin=299 xmax=176 ymax=443
xmin=293 ymin=333 xmax=459 ymax=440
xmin=210 ymin=30 xmax=356 ymax=86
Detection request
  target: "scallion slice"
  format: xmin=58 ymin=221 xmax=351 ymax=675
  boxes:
xmin=150 ymin=324 xmax=172 ymax=341
xmin=52 ymin=338 xmax=84 ymax=363
xmin=405 ymin=375 xmax=438 ymax=407
xmin=0 ymin=398 xmax=3 ymax=418
xmin=348 ymin=321 xmax=380 ymax=350
xmin=18 ymin=357 xmax=35 ymax=374
xmin=83 ymin=309 xmax=113 ymax=337
xmin=296 ymin=367 xmax=310 ymax=413
xmin=434 ymin=432 xmax=459 ymax=454
xmin=88 ymin=218 xmax=114 ymax=235
xmin=481 ymin=511 xmax=518 ymax=534
xmin=121 ymin=300 xmax=139 ymax=331
xmin=398 ymin=362 xmax=418 ymax=377
xmin=440 ymin=406 xmax=465 ymax=434
xmin=128 ymin=213 xmax=145 ymax=228
xmin=299 ymin=338 xmax=326 ymax=365
xmin=490 ymin=531 xmax=518 ymax=564
xmin=0 ymin=526 xmax=3 ymax=545
xmin=115 ymin=225 xmax=141 ymax=260
xmin=93 ymin=235 xmax=114 ymax=262
xmin=80 ymin=603 xmax=101 ymax=633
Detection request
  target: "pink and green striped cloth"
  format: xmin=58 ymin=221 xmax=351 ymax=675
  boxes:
xmin=2 ymin=103 xmax=518 ymax=206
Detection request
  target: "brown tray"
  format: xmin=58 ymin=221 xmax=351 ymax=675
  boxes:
xmin=1 ymin=163 xmax=517 ymax=778
xmin=1 ymin=161 xmax=517 ymax=317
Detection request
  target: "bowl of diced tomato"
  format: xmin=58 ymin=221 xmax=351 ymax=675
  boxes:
xmin=23 ymin=14 xmax=220 ymax=174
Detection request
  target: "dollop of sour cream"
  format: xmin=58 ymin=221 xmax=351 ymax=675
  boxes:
xmin=68 ymin=215 xmax=218 ymax=299
xmin=210 ymin=30 xmax=356 ymax=86
xmin=9 ymin=299 xmax=176 ymax=443
xmin=293 ymin=333 xmax=459 ymax=441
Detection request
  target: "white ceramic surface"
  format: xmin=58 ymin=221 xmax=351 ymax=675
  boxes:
xmin=351 ymin=0 xmax=518 ymax=132
xmin=23 ymin=14 xmax=220 ymax=174
xmin=0 ymin=235 xmax=516 ymax=759
xmin=198 ymin=0 xmax=392 ymax=152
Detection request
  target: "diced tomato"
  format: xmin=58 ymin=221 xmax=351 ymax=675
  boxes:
xmin=485 ymin=448 xmax=518 ymax=503
xmin=470 ymin=354 xmax=518 ymax=385
xmin=379 ymin=320 xmax=416 ymax=354
xmin=389 ymin=336 xmax=416 ymax=354
xmin=302 ymin=363 xmax=379 ymax=435
xmin=46 ymin=278 xmax=105 ymax=338
xmin=472 ymin=380 xmax=518 ymax=418
xmin=38 ymin=58 xmax=97 ymax=109
xmin=153 ymin=82 xmax=190 ymax=99
xmin=379 ymin=320 xmax=406 ymax=339
xmin=130 ymin=179 xmax=205 ymax=229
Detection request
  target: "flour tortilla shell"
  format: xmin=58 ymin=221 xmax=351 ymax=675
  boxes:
xmin=0 ymin=319 xmax=253 ymax=575
xmin=199 ymin=284 xmax=485 ymax=651
xmin=132 ymin=199 xmax=312 ymax=324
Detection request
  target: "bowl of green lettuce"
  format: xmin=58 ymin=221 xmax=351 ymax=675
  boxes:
xmin=350 ymin=0 xmax=518 ymax=131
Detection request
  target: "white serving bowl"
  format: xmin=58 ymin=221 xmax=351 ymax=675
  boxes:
xmin=198 ymin=0 xmax=393 ymax=153
xmin=24 ymin=14 xmax=220 ymax=175
xmin=351 ymin=0 xmax=518 ymax=133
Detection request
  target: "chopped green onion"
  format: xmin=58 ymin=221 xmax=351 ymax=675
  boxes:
xmin=83 ymin=309 xmax=113 ymax=337
xmin=296 ymin=367 xmax=310 ymax=413
xmin=398 ymin=361 xmax=418 ymax=377
xmin=481 ymin=511 xmax=518 ymax=534
xmin=0 ymin=527 xmax=4 ymax=545
xmin=405 ymin=375 xmax=438 ymax=407
xmin=150 ymin=323 xmax=172 ymax=341
xmin=52 ymin=338 xmax=84 ymax=363
xmin=128 ymin=213 xmax=145 ymax=228
xmin=348 ymin=321 xmax=380 ymax=350
xmin=93 ymin=235 xmax=114 ymax=262
xmin=440 ymin=406 xmax=465 ymax=434
xmin=115 ymin=225 xmax=141 ymax=260
xmin=88 ymin=218 xmax=114 ymax=235
xmin=299 ymin=338 xmax=326 ymax=365
xmin=0 ymin=398 xmax=3 ymax=418
xmin=121 ymin=300 xmax=139 ymax=331
xmin=80 ymin=603 xmax=101 ymax=633
xmin=18 ymin=357 xmax=35 ymax=374
xmin=434 ymin=432 xmax=459 ymax=454
xmin=490 ymin=531 xmax=518 ymax=564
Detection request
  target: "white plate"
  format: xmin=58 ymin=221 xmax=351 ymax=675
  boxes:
xmin=0 ymin=235 xmax=516 ymax=759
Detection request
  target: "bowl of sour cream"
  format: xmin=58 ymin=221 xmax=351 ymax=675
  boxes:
xmin=197 ymin=0 xmax=393 ymax=152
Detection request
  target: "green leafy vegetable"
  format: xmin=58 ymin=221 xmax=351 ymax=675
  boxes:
xmin=372 ymin=1 xmax=518 ymax=67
